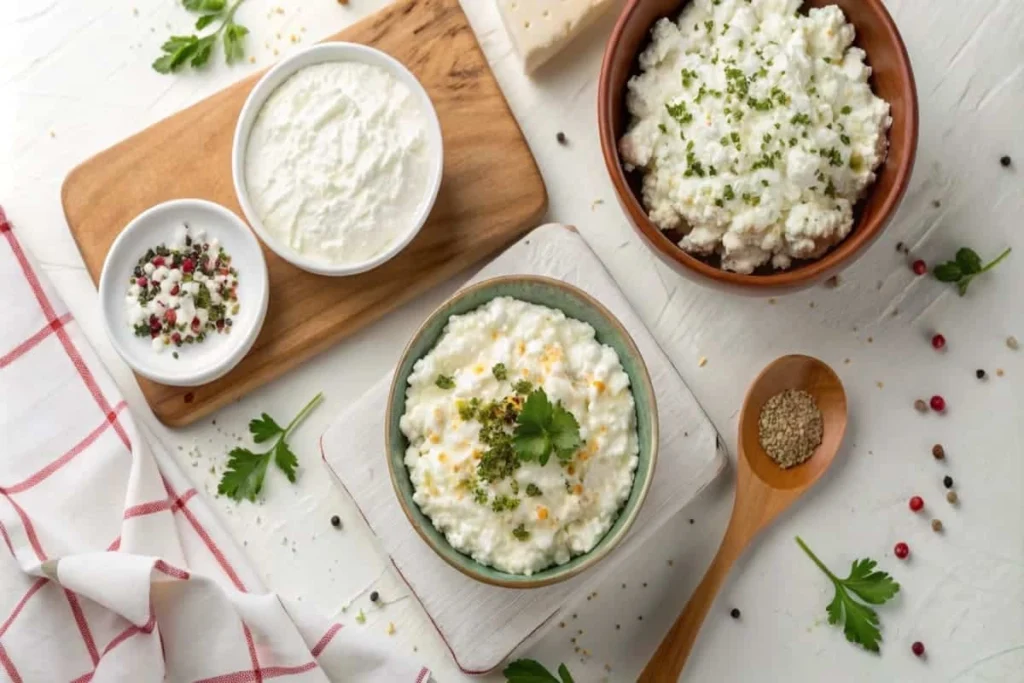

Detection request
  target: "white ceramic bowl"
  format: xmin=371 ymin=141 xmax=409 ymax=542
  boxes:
xmin=98 ymin=199 xmax=269 ymax=387
xmin=231 ymin=42 xmax=444 ymax=277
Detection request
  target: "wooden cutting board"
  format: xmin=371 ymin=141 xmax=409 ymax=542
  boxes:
xmin=61 ymin=0 xmax=547 ymax=427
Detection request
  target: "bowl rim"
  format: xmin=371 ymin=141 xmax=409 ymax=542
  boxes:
xmin=97 ymin=198 xmax=269 ymax=387
xmin=231 ymin=42 xmax=445 ymax=277
xmin=597 ymin=0 xmax=919 ymax=290
xmin=384 ymin=274 xmax=660 ymax=588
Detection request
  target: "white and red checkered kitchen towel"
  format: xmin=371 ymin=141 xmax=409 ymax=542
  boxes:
xmin=0 ymin=207 xmax=429 ymax=682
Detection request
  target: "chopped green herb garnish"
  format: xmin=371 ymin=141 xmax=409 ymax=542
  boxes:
xmin=791 ymin=113 xmax=812 ymax=125
xmin=526 ymin=483 xmax=542 ymax=497
xmin=723 ymin=184 xmax=736 ymax=201
xmin=512 ymin=524 xmax=531 ymax=541
xmin=680 ymin=68 xmax=698 ymax=89
xmin=841 ymin=105 xmax=853 ymax=115
xmin=458 ymin=397 xmax=481 ymax=421
xmin=514 ymin=380 xmax=533 ymax=395
xmin=491 ymin=494 xmax=521 ymax=512
xmin=666 ymin=101 xmax=694 ymax=125
xmin=840 ymin=134 xmax=851 ymax=145
xmin=435 ymin=374 xmax=455 ymax=390
xmin=492 ymin=363 xmax=508 ymax=381
xmin=820 ymin=147 xmax=844 ymax=167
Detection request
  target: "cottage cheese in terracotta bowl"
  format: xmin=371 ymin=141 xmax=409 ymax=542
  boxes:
xmin=619 ymin=0 xmax=892 ymax=274
xmin=386 ymin=277 xmax=658 ymax=587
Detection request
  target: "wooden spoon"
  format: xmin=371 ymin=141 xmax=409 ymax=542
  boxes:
xmin=639 ymin=354 xmax=848 ymax=682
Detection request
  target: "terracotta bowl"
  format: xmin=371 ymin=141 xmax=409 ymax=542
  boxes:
xmin=598 ymin=0 xmax=918 ymax=294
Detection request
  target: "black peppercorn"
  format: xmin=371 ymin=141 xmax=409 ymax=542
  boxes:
xmin=943 ymin=475 xmax=953 ymax=489
xmin=976 ymin=369 xmax=986 ymax=379
xmin=730 ymin=608 xmax=741 ymax=619
xmin=1000 ymin=155 xmax=1012 ymax=167
xmin=556 ymin=131 xmax=567 ymax=145
xmin=330 ymin=515 xmax=341 ymax=528
xmin=370 ymin=590 xmax=379 ymax=603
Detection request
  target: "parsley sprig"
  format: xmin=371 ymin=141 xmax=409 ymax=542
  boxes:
xmin=933 ymin=246 xmax=1011 ymax=296
xmin=218 ymin=393 xmax=324 ymax=502
xmin=796 ymin=537 xmax=900 ymax=652
xmin=503 ymin=659 xmax=574 ymax=683
xmin=153 ymin=0 xmax=250 ymax=74
xmin=513 ymin=389 xmax=582 ymax=467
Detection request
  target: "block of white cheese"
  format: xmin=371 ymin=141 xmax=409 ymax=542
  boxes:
xmin=496 ymin=0 xmax=615 ymax=74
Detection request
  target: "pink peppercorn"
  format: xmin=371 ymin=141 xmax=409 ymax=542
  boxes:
xmin=909 ymin=496 xmax=924 ymax=512
xmin=912 ymin=259 xmax=927 ymax=275
xmin=164 ymin=309 xmax=177 ymax=325
xmin=912 ymin=641 xmax=925 ymax=657
xmin=136 ymin=277 xmax=148 ymax=288
xmin=931 ymin=334 xmax=945 ymax=350
xmin=170 ymin=284 xmax=180 ymax=296
xmin=152 ymin=256 xmax=165 ymax=267
xmin=894 ymin=542 xmax=909 ymax=559
xmin=930 ymin=395 xmax=946 ymax=412
xmin=182 ymin=258 xmax=195 ymax=274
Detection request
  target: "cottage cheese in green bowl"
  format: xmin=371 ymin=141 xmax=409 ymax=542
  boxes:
xmin=385 ymin=276 xmax=658 ymax=588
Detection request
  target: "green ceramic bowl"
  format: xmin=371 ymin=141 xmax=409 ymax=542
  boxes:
xmin=385 ymin=275 xmax=659 ymax=588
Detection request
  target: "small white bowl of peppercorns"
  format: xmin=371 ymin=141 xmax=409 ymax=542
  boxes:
xmin=99 ymin=199 xmax=269 ymax=387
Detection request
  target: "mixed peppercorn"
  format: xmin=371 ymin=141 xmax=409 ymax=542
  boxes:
xmin=126 ymin=228 xmax=239 ymax=355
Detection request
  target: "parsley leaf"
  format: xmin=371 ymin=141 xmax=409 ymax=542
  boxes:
xmin=955 ymin=247 xmax=983 ymax=274
xmin=249 ymin=413 xmax=284 ymax=443
xmin=513 ymin=389 xmax=582 ymax=466
xmin=154 ymin=0 xmax=249 ymax=74
xmin=273 ymin=440 xmax=299 ymax=483
xmin=796 ymin=537 xmax=899 ymax=652
xmin=932 ymin=246 xmax=1011 ymax=296
xmin=217 ymin=393 xmax=323 ymax=501
xmin=503 ymin=659 xmax=574 ymax=683
xmin=218 ymin=447 xmax=271 ymax=502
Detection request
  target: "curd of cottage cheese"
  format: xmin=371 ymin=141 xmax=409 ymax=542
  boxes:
xmin=399 ymin=297 xmax=639 ymax=576
xmin=619 ymin=0 xmax=891 ymax=273
xmin=245 ymin=61 xmax=431 ymax=266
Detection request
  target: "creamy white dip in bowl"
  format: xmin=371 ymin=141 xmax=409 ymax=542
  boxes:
xmin=98 ymin=199 xmax=269 ymax=387
xmin=232 ymin=43 xmax=444 ymax=277
xmin=386 ymin=276 xmax=658 ymax=588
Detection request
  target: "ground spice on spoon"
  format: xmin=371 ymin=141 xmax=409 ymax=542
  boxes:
xmin=758 ymin=389 xmax=824 ymax=468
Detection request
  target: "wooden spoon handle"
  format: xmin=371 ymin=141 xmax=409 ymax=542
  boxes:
xmin=637 ymin=516 xmax=752 ymax=682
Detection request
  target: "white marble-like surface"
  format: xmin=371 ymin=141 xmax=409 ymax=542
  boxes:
xmin=2 ymin=0 xmax=1022 ymax=681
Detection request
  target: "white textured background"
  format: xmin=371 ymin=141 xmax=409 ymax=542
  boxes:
xmin=2 ymin=0 xmax=1022 ymax=681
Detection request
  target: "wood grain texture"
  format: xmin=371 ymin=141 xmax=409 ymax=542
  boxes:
xmin=60 ymin=0 xmax=547 ymax=427
xmin=640 ymin=355 xmax=847 ymax=681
